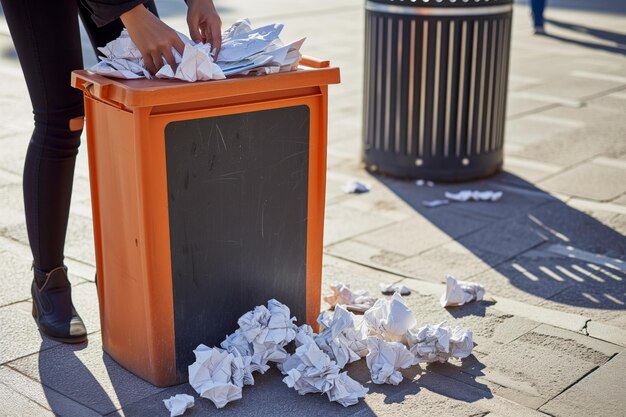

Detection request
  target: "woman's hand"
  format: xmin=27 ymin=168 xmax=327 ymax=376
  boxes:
xmin=186 ymin=0 xmax=222 ymax=57
xmin=121 ymin=4 xmax=185 ymax=75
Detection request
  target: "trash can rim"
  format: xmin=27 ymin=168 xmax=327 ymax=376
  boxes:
xmin=71 ymin=59 xmax=340 ymax=108
xmin=365 ymin=1 xmax=513 ymax=15
xmin=366 ymin=0 xmax=513 ymax=7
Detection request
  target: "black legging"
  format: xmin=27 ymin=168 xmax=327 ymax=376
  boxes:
xmin=1 ymin=0 xmax=156 ymax=273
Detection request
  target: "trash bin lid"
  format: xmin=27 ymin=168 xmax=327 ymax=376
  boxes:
xmin=71 ymin=56 xmax=340 ymax=108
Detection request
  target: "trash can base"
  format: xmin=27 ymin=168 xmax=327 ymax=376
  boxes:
xmin=363 ymin=149 xmax=503 ymax=182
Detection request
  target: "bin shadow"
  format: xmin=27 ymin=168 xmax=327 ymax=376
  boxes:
xmin=376 ymin=170 xmax=626 ymax=311
xmin=38 ymin=340 xmax=121 ymax=416
xmin=37 ymin=338 xmax=162 ymax=416
xmin=344 ymin=355 xmax=492 ymax=405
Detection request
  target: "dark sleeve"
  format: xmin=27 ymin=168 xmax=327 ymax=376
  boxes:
xmin=81 ymin=0 xmax=149 ymax=27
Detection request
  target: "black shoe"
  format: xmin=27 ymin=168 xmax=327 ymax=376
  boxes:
xmin=31 ymin=265 xmax=87 ymax=344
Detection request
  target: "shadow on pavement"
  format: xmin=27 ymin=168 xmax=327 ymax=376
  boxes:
xmin=542 ymin=19 xmax=626 ymax=56
xmin=378 ymin=171 xmax=626 ymax=310
xmin=38 ymin=340 xmax=122 ymax=416
xmin=515 ymin=0 xmax=626 ymax=15
xmin=446 ymin=300 xmax=497 ymax=319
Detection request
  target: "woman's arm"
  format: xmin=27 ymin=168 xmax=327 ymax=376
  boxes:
xmin=186 ymin=0 xmax=222 ymax=55
xmin=84 ymin=0 xmax=222 ymax=74
xmin=121 ymin=4 xmax=185 ymax=75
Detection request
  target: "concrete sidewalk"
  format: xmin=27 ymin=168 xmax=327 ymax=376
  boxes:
xmin=0 ymin=0 xmax=625 ymax=416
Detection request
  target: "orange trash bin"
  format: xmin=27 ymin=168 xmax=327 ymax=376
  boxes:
xmin=71 ymin=57 xmax=340 ymax=387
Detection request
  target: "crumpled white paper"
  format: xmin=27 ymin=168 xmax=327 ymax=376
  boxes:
xmin=90 ymin=19 xmax=305 ymax=82
xmin=324 ymin=282 xmax=377 ymax=313
xmin=327 ymin=372 xmax=369 ymax=407
xmin=91 ymin=29 xmax=225 ymax=81
xmin=366 ymin=336 xmax=417 ymax=385
xmin=294 ymin=324 xmax=317 ymax=347
xmin=235 ymin=299 xmax=297 ymax=369
xmin=423 ymin=199 xmax=450 ymax=208
xmin=449 ymin=326 xmax=474 ymax=359
xmin=440 ymin=275 xmax=485 ymax=307
xmin=187 ymin=345 xmax=243 ymax=409
xmin=379 ymin=283 xmax=411 ymax=296
xmin=280 ymin=339 xmax=368 ymax=407
xmin=363 ymin=293 xmax=417 ymax=342
xmin=343 ymin=180 xmax=371 ymax=194
xmin=315 ymin=306 xmax=368 ymax=367
xmin=406 ymin=322 xmax=473 ymax=363
xmin=444 ymin=190 xmax=503 ymax=202
xmin=163 ymin=394 xmax=194 ymax=417
xmin=217 ymin=19 xmax=304 ymax=76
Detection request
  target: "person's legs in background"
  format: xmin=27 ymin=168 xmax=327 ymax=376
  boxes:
xmin=530 ymin=0 xmax=547 ymax=34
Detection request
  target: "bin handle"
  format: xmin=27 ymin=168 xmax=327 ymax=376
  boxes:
xmin=75 ymin=77 xmax=124 ymax=110
xmin=299 ymin=56 xmax=330 ymax=69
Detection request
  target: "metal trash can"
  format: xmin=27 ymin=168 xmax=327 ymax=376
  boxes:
xmin=362 ymin=0 xmax=513 ymax=181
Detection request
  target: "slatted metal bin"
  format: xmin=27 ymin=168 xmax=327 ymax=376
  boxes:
xmin=71 ymin=57 xmax=340 ymax=386
xmin=363 ymin=0 xmax=513 ymax=181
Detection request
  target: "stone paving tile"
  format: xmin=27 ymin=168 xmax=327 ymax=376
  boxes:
xmin=0 ymin=302 xmax=60 ymax=365
xmin=0 ymin=250 xmax=35 ymax=307
xmin=505 ymin=95 xmax=551 ymax=118
xmin=321 ymin=253 xmax=404 ymax=298
xmin=334 ymin=187 xmax=416 ymax=223
xmin=7 ymin=337 xmax=164 ymax=416
xmin=517 ymin=76 xmax=624 ymax=102
xmin=519 ymin=324 xmax=623 ymax=364
xmin=353 ymin=217 xmax=456 ymax=258
xmin=540 ymin=287 xmax=626 ymax=330
xmin=392 ymin=241 xmax=505 ymax=284
xmin=323 ymin=204 xmax=395 ymax=246
xmin=539 ymin=350 xmax=626 ymax=417
xmin=326 ymin=239 xmax=409 ymax=269
xmin=612 ymin=194 xmax=626 ymax=205
xmin=509 ymin=115 xmax=626 ymax=167
xmin=0 ymin=182 xmax=26 ymax=231
xmin=0 ymin=366 xmax=102 ymax=417
xmin=0 ymin=167 xmax=20 ymax=186
xmin=538 ymin=161 xmax=626 ymax=201
xmin=525 ymin=202 xmax=626 ymax=261
xmin=587 ymin=321 xmax=626 ymax=348
xmin=501 ymin=157 xmax=562 ymax=183
xmin=431 ymin=336 xmax=600 ymax=409
xmin=601 ymin=213 xmax=626 ymax=236
xmin=473 ymin=251 xmax=576 ymax=306
xmin=0 ymin=134 xmax=28 ymax=176
xmin=470 ymin=247 xmax=626 ymax=326
xmin=505 ymin=113 xmax=583 ymax=148
xmin=378 ymin=173 xmax=554 ymax=225
xmin=456 ymin=217 xmax=548 ymax=260
xmin=0 ymin=376 xmax=55 ymax=416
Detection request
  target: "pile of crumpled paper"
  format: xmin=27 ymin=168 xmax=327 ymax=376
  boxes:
xmin=177 ymin=293 xmax=474 ymax=414
xmin=90 ymin=18 xmax=304 ymax=82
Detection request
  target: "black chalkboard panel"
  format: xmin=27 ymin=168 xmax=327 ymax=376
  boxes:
xmin=164 ymin=105 xmax=310 ymax=378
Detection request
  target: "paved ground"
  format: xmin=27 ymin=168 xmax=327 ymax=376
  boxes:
xmin=1 ymin=0 xmax=625 ymax=416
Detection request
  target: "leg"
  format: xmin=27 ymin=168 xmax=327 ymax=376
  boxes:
xmin=1 ymin=0 xmax=87 ymax=342
xmin=530 ymin=0 xmax=546 ymax=28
